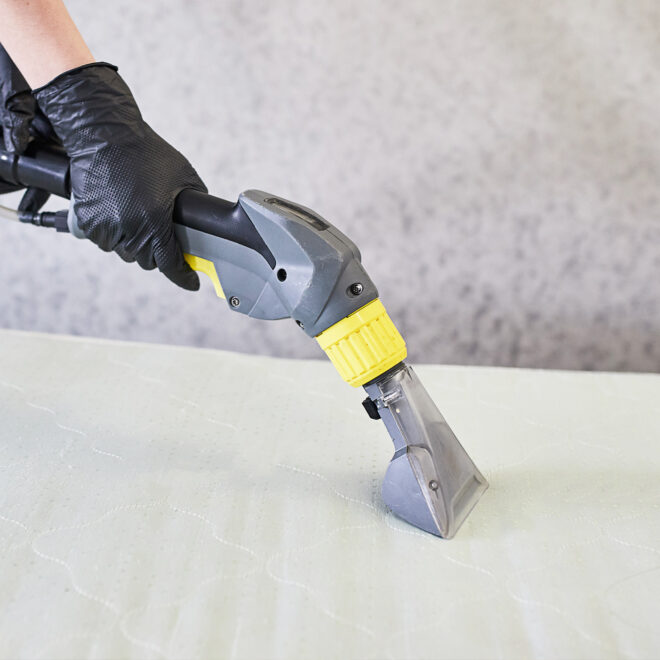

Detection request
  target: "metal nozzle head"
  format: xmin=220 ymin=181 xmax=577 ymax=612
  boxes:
xmin=364 ymin=363 xmax=488 ymax=539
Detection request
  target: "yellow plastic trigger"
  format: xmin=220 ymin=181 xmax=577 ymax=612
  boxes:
xmin=184 ymin=254 xmax=226 ymax=299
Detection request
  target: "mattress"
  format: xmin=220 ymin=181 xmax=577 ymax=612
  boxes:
xmin=0 ymin=329 xmax=658 ymax=659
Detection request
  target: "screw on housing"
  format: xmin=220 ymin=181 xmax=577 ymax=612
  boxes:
xmin=349 ymin=282 xmax=363 ymax=296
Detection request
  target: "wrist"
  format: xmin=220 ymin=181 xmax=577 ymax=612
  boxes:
xmin=31 ymin=62 xmax=118 ymax=95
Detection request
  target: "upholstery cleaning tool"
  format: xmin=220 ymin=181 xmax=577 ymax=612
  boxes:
xmin=0 ymin=143 xmax=487 ymax=538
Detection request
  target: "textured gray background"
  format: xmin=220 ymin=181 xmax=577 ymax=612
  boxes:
xmin=0 ymin=0 xmax=659 ymax=371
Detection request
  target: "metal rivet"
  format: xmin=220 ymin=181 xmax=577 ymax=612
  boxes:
xmin=429 ymin=480 xmax=439 ymax=491
xmin=296 ymin=320 xmax=305 ymax=330
xmin=230 ymin=296 xmax=240 ymax=307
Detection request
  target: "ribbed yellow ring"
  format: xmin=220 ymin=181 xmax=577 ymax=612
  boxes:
xmin=316 ymin=299 xmax=407 ymax=387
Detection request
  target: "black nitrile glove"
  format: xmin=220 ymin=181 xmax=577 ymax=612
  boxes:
xmin=0 ymin=45 xmax=33 ymax=153
xmin=0 ymin=44 xmax=55 ymax=211
xmin=34 ymin=63 xmax=205 ymax=290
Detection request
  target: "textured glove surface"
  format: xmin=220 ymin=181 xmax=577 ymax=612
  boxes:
xmin=0 ymin=44 xmax=33 ymax=155
xmin=34 ymin=63 xmax=205 ymax=290
xmin=0 ymin=44 xmax=55 ymax=211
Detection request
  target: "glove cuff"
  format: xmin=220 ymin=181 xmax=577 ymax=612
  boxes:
xmin=30 ymin=62 xmax=118 ymax=95
xmin=33 ymin=62 xmax=140 ymax=154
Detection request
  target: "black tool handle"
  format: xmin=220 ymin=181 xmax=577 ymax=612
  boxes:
xmin=0 ymin=143 xmax=70 ymax=198
xmin=0 ymin=143 xmax=276 ymax=266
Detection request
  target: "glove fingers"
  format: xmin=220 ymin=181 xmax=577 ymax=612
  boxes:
xmin=134 ymin=250 xmax=157 ymax=271
xmin=115 ymin=241 xmax=145 ymax=266
xmin=3 ymin=91 xmax=36 ymax=153
xmin=80 ymin=213 xmax=124 ymax=252
xmin=18 ymin=187 xmax=50 ymax=213
xmin=113 ymin=219 xmax=156 ymax=270
xmin=154 ymin=228 xmax=200 ymax=291
xmin=0 ymin=118 xmax=25 ymax=194
xmin=30 ymin=108 xmax=60 ymax=145
xmin=115 ymin=231 xmax=165 ymax=273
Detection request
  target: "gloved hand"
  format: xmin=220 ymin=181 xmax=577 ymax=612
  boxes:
xmin=33 ymin=63 xmax=205 ymax=290
xmin=0 ymin=44 xmax=33 ymax=154
xmin=0 ymin=44 xmax=55 ymax=211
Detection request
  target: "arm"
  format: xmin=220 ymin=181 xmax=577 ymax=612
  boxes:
xmin=0 ymin=0 xmax=94 ymax=88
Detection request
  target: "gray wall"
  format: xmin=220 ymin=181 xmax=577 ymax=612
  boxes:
xmin=1 ymin=0 xmax=659 ymax=371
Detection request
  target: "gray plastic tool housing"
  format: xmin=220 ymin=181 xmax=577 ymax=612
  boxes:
xmin=66 ymin=189 xmax=378 ymax=337
xmin=175 ymin=190 xmax=378 ymax=337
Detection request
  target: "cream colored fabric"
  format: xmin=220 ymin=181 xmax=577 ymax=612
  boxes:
xmin=0 ymin=329 xmax=658 ymax=659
